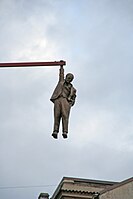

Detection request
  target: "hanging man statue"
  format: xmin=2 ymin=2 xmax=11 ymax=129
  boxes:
xmin=50 ymin=65 xmax=76 ymax=139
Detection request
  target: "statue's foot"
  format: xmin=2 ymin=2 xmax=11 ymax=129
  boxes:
xmin=62 ymin=132 xmax=68 ymax=139
xmin=52 ymin=132 xmax=58 ymax=139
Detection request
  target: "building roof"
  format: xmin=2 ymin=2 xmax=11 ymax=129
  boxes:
xmin=51 ymin=176 xmax=118 ymax=199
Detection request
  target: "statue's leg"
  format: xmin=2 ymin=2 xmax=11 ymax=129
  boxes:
xmin=53 ymin=98 xmax=61 ymax=134
xmin=61 ymin=98 xmax=71 ymax=138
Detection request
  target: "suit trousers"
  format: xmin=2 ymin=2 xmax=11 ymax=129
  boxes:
xmin=53 ymin=97 xmax=71 ymax=133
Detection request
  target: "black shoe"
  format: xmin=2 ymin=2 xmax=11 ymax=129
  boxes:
xmin=62 ymin=132 xmax=68 ymax=139
xmin=52 ymin=132 xmax=58 ymax=139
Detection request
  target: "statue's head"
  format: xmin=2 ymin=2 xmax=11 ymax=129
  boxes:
xmin=65 ymin=73 xmax=74 ymax=83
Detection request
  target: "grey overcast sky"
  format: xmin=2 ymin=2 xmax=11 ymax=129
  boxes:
xmin=0 ymin=0 xmax=133 ymax=198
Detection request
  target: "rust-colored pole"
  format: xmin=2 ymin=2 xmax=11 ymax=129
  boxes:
xmin=0 ymin=60 xmax=66 ymax=68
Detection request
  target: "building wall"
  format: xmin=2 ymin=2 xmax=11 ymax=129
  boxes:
xmin=100 ymin=181 xmax=133 ymax=199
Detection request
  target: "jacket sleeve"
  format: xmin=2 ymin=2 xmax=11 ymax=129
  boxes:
xmin=68 ymin=87 xmax=77 ymax=106
xmin=59 ymin=66 xmax=64 ymax=82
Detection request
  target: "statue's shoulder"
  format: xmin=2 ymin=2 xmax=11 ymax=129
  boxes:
xmin=71 ymin=85 xmax=77 ymax=97
xmin=71 ymin=85 xmax=76 ymax=92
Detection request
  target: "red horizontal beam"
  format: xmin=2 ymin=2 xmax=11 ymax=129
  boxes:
xmin=0 ymin=60 xmax=66 ymax=68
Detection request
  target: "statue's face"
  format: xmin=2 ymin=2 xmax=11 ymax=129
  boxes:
xmin=65 ymin=73 xmax=74 ymax=83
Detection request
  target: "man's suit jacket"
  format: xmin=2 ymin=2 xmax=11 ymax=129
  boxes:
xmin=50 ymin=68 xmax=76 ymax=105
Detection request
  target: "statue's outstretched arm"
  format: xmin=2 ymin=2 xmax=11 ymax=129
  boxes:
xmin=59 ymin=65 xmax=64 ymax=82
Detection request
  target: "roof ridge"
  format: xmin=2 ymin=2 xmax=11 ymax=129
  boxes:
xmin=63 ymin=176 xmax=118 ymax=185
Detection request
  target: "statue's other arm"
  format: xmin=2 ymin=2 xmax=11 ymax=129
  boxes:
xmin=68 ymin=87 xmax=76 ymax=106
xmin=59 ymin=66 xmax=64 ymax=82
